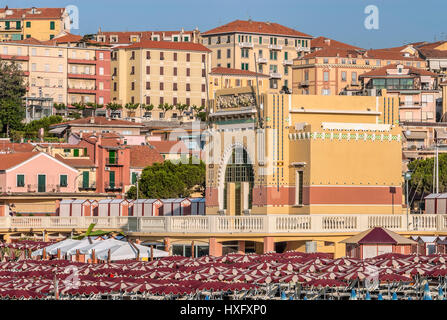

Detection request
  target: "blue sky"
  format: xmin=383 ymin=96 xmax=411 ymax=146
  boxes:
xmin=9 ymin=0 xmax=447 ymax=48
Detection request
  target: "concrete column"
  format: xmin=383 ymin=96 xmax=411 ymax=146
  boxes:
xmin=241 ymin=182 xmax=249 ymax=213
xmin=334 ymin=241 xmax=346 ymax=259
xmin=3 ymin=234 xmax=11 ymax=244
xmin=164 ymin=237 xmax=170 ymax=253
xmin=238 ymin=241 xmax=245 ymax=254
xmin=263 ymin=236 xmax=275 ymax=253
xmin=227 ymin=182 xmax=236 ymax=215
xmin=209 ymin=237 xmax=222 ymax=257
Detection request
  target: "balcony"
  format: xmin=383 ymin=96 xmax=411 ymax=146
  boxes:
xmin=78 ymin=181 xmax=96 ymax=191
xmin=67 ymin=87 xmax=96 ymax=94
xmin=67 ymin=73 xmax=96 ymax=80
xmin=268 ymin=44 xmax=283 ymax=50
xmin=238 ymin=42 xmax=254 ymax=49
xmin=269 ymin=72 xmax=282 ymax=79
xmin=283 ymin=60 xmax=293 ymax=66
xmin=104 ymin=182 xmax=123 ymax=191
xmin=0 ymin=54 xmax=29 ymax=61
xmin=68 ymin=58 xmax=97 ymax=65
xmin=105 ymin=157 xmax=121 ymax=166
xmin=295 ymin=46 xmax=310 ymax=53
xmin=299 ymin=80 xmax=309 ymax=87
xmin=257 ymin=57 xmax=267 ymax=64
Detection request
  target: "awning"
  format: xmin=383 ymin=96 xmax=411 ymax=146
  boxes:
xmin=430 ymin=60 xmax=440 ymax=70
xmin=435 ymin=128 xmax=447 ymax=139
xmin=404 ymin=131 xmax=427 ymax=140
xmin=48 ymin=127 xmax=66 ymax=134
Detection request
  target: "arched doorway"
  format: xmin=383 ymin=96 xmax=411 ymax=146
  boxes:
xmin=223 ymin=147 xmax=254 ymax=215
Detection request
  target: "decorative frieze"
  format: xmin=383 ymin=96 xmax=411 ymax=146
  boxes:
xmin=289 ymin=131 xmax=401 ymax=142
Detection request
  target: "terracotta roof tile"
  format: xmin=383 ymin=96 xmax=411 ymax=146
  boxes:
xmin=148 ymin=140 xmax=189 ymax=154
xmin=51 ymin=117 xmax=144 ymax=128
xmin=359 ymin=63 xmax=438 ymax=78
xmin=0 ymin=7 xmax=65 ymax=20
xmin=311 ymin=36 xmax=363 ymax=50
xmin=0 ymin=143 xmax=35 ymax=153
xmin=202 ymin=19 xmax=312 ymax=38
xmin=115 ymin=40 xmax=210 ymax=52
xmin=55 ymin=154 xmax=95 ymax=168
xmin=0 ymin=152 xmax=38 ymax=170
xmin=96 ymin=30 xmax=195 ymax=45
xmin=210 ymin=67 xmax=269 ymax=77
xmin=128 ymin=145 xmax=164 ymax=168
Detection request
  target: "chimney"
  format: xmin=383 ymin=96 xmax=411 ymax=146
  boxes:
xmin=89 ymin=117 xmax=95 ymax=124
xmin=324 ymin=38 xmax=331 ymax=46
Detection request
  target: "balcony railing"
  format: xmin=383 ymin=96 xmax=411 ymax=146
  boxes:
xmin=268 ymin=44 xmax=283 ymax=50
xmin=295 ymin=46 xmax=310 ymax=52
xmin=283 ymin=60 xmax=293 ymax=66
xmin=257 ymin=57 xmax=267 ymax=64
xmin=2 ymin=214 xmax=447 ymax=234
xmin=238 ymin=42 xmax=254 ymax=48
xmin=299 ymin=80 xmax=309 ymax=86
xmin=78 ymin=181 xmax=96 ymax=190
xmin=104 ymin=182 xmax=123 ymax=191
xmin=269 ymin=72 xmax=282 ymax=79
xmin=105 ymin=157 xmax=120 ymax=166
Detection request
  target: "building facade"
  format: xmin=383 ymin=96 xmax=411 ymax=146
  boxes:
xmin=292 ymin=46 xmax=426 ymax=96
xmin=94 ymin=29 xmax=200 ymax=45
xmin=0 ymin=7 xmax=70 ymax=42
xmin=0 ymin=41 xmax=111 ymax=120
xmin=111 ymin=40 xmax=211 ymax=119
xmin=205 ymin=88 xmax=403 ymax=215
xmin=201 ymin=20 xmax=312 ymax=93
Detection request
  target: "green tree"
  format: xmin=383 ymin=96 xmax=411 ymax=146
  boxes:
xmin=126 ymin=158 xmax=206 ymax=199
xmin=0 ymin=60 xmax=27 ymax=136
xmin=106 ymin=102 xmax=123 ymax=111
xmin=408 ymin=155 xmax=447 ymax=196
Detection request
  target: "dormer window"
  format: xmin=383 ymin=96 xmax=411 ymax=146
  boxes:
xmin=110 ymin=35 xmax=118 ymax=43
xmin=152 ymin=35 xmax=160 ymax=41
xmin=404 ymin=52 xmax=410 ymax=57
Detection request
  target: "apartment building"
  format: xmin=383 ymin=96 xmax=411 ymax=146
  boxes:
xmin=94 ymin=28 xmax=200 ymax=46
xmin=359 ymin=64 xmax=440 ymax=123
xmin=292 ymin=44 xmax=426 ymax=96
xmin=0 ymin=40 xmax=111 ymax=120
xmin=201 ymin=19 xmax=312 ymax=93
xmin=416 ymin=41 xmax=447 ymax=83
xmin=0 ymin=7 xmax=70 ymax=41
xmin=111 ymin=40 xmax=211 ymax=120
xmin=208 ymin=67 xmax=270 ymax=98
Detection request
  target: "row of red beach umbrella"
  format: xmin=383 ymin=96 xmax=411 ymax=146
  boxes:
xmin=0 ymin=250 xmax=445 ymax=298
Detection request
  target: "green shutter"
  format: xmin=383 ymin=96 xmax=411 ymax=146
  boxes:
xmin=259 ymin=36 xmax=262 ymax=44
xmin=5 ymin=21 xmax=10 ymax=30
xmin=109 ymin=171 xmax=115 ymax=188
xmin=285 ymin=52 xmax=288 ymax=60
xmin=82 ymin=171 xmax=89 ymax=189
xmin=73 ymin=149 xmax=79 ymax=157
xmin=26 ymin=21 xmax=31 ymax=28
xmin=132 ymin=172 xmax=137 ymax=184
xmin=17 ymin=174 xmax=24 ymax=187
xmin=38 ymin=175 xmax=46 ymax=192
xmin=109 ymin=150 xmax=116 ymax=164
xmin=84 ymin=148 xmax=88 ymax=156
xmin=16 ymin=21 xmax=21 ymax=29
xmin=60 ymin=175 xmax=67 ymax=187
xmin=50 ymin=21 xmax=55 ymax=30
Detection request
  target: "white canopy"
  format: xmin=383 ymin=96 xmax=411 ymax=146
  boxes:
xmin=96 ymin=242 xmax=169 ymax=261
xmin=32 ymin=238 xmax=169 ymax=261
xmin=31 ymin=239 xmax=78 ymax=257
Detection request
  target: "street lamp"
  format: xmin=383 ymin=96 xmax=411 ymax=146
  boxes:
xmin=404 ymin=171 xmax=412 ymax=230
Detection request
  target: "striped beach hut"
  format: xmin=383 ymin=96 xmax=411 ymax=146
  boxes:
xmin=190 ymin=198 xmax=206 ymax=215
xmin=341 ymin=227 xmax=417 ymax=259
xmin=133 ymin=199 xmax=163 ymax=217
xmin=161 ymin=198 xmax=192 ymax=216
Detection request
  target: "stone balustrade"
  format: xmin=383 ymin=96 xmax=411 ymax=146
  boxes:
xmin=2 ymin=214 xmax=447 ymax=235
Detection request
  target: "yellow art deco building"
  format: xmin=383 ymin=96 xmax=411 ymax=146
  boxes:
xmin=205 ymin=89 xmax=403 ymax=216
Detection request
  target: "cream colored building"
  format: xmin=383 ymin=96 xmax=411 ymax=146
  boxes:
xmin=111 ymin=40 xmax=211 ymax=120
xmin=201 ymin=19 xmax=312 ymax=93
xmin=0 ymin=40 xmax=111 ymax=120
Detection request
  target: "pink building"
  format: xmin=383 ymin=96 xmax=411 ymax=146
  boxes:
xmin=0 ymin=152 xmax=78 ymax=194
xmin=359 ymin=64 xmax=440 ymax=123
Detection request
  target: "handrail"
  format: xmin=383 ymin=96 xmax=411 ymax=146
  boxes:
xmin=2 ymin=214 xmax=447 ymax=234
